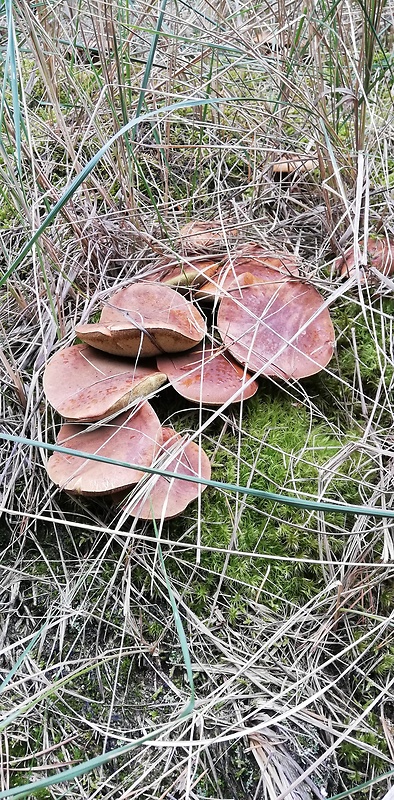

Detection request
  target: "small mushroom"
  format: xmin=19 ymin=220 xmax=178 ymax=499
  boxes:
xmin=217 ymin=272 xmax=334 ymax=379
xmin=46 ymin=404 xmax=162 ymax=496
xmin=157 ymin=345 xmax=258 ymax=405
xmin=272 ymin=152 xmax=319 ymax=176
xmin=125 ymin=427 xmax=211 ymax=519
xmin=335 ymin=237 xmax=394 ymax=280
xmin=179 ymin=220 xmax=237 ymax=254
xmin=75 ymin=283 xmax=206 ymax=358
xmin=43 ymin=344 xmax=167 ymax=422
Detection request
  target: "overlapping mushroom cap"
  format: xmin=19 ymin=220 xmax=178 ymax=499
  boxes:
xmin=217 ymin=273 xmax=334 ymax=379
xmin=47 ymin=404 xmax=162 ymax=496
xmin=157 ymin=345 xmax=258 ymax=405
xmin=195 ymin=247 xmax=297 ymax=302
xmin=75 ymin=282 xmax=206 ymax=358
xmin=43 ymin=344 xmax=167 ymax=422
xmin=125 ymin=427 xmax=211 ymax=519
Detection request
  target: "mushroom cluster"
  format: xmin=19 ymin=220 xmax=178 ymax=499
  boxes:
xmin=44 ymin=222 xmax=335 ymax=519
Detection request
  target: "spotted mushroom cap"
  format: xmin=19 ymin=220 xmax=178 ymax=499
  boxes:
xmin=43 ymin=344 xmax=167 ymax=422
xmin=195 ymin=250 xmax=295 ymax=302
xmin=157 ymin=344 xmax=258 ymax=406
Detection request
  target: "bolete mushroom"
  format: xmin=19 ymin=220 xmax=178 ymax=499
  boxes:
xmin=217 ymin=272 xmax=334 ymax=379
xmin=335 ymin=237 xmax=394 ymax=280
xmin=157 ymin=344 xmax=258 ymax=405
xmin=125 ymin=426 xmax=211 ymax=519
xmin=46 ymin=403 xmax=162 ymax=496
xmin=75 ymin=283 xmax=206 ymax=358
xmin=43 ymin=344 xmax=167 ymax=422
xmin=272 ymin=152 xmax=319 ymax=176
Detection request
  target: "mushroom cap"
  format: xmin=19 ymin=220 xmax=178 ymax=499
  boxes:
xmin=335 ymin=237 xmax=394 ymax=280
xmin=46 ymin=404 xmax=162 ymax=496
xmin=217 ymin=272 xmax=334 ymax=379
xmin=75 ymin=283 xmax=206 ymax=357
xmin=153 ymin=255 xmax=220 ymax=288
xmin=179 ymin=220 xmax=237 ymax=254
xmin=43 ymin=344 xmax=167 ymax=422
xmin=157 ymin=345 xmax=258 ymax=406
xmin=195 ymin=254 xmax=292 ymax=302
xmin=272 ymin=152 xmax=319 ymax=175
xmin=125 ymin=427 xmax=211 ymax=519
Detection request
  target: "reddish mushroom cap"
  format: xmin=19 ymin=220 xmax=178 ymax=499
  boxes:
xmin=157 ymin=345 xmax=258 ymax=405
xmin=335 ymin=237 xmax=394 ymax=280
xmin=75 ymin=283 xmax=206 ymax=358
xmin=195 ymin=249 xmax=296 ymax=302
xmin=43 ymin=344 xmax=167 ymax=422
xmin=217 ymin=272 xmax=334 ymax=379
xmin=125 ymin=427 xmax=211 ymax=519
xmin=46 ymin=403 xmax=162 ymax=496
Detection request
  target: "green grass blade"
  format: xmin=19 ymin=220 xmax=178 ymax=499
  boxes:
xmin=0 ymin=629 xmax=42 ymax=693
xmin=1 ymin=432 xmax=393 ymax=519
xmin=328 ymin=767 xmax=394 ymax=799
xmin=135 ymin=0 xmax=168 ymax=120
xmin=0 ymin=717 xmax=187 ymax=799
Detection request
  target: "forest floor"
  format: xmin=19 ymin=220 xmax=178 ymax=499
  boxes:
xmin=1 ymin=1 xmax=394 ymax=798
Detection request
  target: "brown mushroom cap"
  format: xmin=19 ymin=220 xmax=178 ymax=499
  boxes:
xmin=179 ymin=220 xmax=237 ymax=254
xmin=157 ymin=345 xmax=258 ymax=406
xmin=43 ymin=344 xmax=167 ymax=422
xmin=125 ymin=427 xmax=211 ymax=519
xmin=46 ymin=404 xmax=162 ymax=496
xmin=75 ymin=283 xmax=206 ymax=358
xmin=195 ymin=254 xmax=292 ymax=303
xmin=335 ymin=237 xmax=394 ymax=280
xmin=217 ymin=272 xmax=334 ymax=379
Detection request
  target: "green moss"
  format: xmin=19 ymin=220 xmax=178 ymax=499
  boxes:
xmin=162 ymin=389 xmax=372 ymax=614
xmin=338 ymin=712 xmax=389 ymax=798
